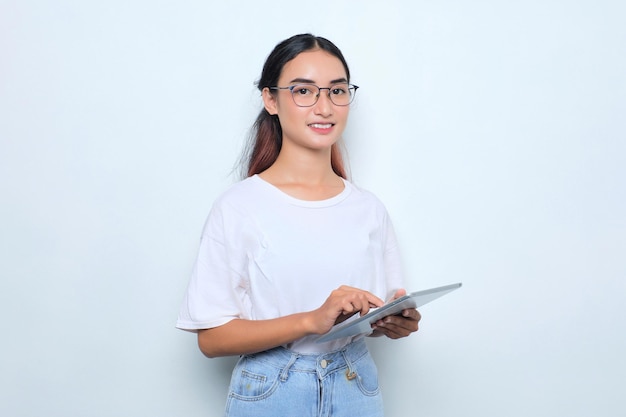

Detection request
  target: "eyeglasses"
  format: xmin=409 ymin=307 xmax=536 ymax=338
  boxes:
xmin=269 ymin=83 xmax=359 ymax=107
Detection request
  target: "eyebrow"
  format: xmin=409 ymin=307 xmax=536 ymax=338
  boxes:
xmin=288 ymin=77 xmax=348 ymax=84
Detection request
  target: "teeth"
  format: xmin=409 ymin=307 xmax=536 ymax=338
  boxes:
xmin=310 ymin=123 xmax=332 ymax=129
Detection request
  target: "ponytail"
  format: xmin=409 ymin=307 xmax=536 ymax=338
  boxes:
xmin=330 ymin=142 xmax=347 ymax=179
xmin=246 ymin=110 xmax=282 ymax=177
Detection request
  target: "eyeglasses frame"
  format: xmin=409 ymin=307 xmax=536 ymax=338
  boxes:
xmin=268 ymin=83 xmax=360 ymax=107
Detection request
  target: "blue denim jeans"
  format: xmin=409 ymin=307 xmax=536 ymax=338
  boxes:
xmin=224 ymin=339 xmax=384 ymax=416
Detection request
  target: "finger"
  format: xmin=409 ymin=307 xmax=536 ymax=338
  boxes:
xmin=376 ymin=314 xmax=419 ymax=335
xmin=353 ymin=298 xmax=374 ymax=317
xmin=365 ymin=292 xmax=385 ymax=308
xmin=374 ymin=323 xmax=406 ymax=339
xmin=390 ymin=288 xmax=407 ymax=301
xmin=341 ymin=297 xmax=370 ymax=315
xmin=338 ymin=286 xmax=385 ymax=308
xmin=381 ymin=309 xmax=419 ymax=324
xmin=392 ymin=317 xmax=419 ymax=333
xmin=340 ymin=300 xmax=358 ymax=315
xmin=401 ymin=309 xmax=421 ymax=322
xmin=380 ymin=321 xmax=414 ymax=339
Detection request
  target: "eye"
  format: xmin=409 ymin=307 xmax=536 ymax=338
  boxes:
xmin=330 ymin=84 xmax=349 ymax=96
xmin=292 ymin=85 xmax=317 ymax=96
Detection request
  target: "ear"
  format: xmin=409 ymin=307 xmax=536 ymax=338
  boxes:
xmin=262 ymin=87 xmax=278 ymax=115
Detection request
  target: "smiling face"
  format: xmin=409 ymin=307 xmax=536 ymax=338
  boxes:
xmin=262 ymin=49 xmax=351 ymax=154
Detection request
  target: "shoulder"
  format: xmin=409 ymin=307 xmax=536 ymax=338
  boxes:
xmin=212 ymin=175 xmax=266 ymax=207
xmin=199 ymin=177 xmax=267 ymax=236
xmin=344 ymin=180 xmax=388 ymax=210
xmin=341 ymin=180 xmax=395 ymax=225
xmin=199 ymin=177 xmax=255 ymax=220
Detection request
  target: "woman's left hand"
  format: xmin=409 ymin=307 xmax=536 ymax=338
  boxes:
xmin=371 ymin=289 xmax=421 ymax=339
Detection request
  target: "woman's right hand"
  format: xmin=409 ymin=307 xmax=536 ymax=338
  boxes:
xmin=197 ymin=286 xmax=385 ymax=357
xmin=307 ymin=286 xmax=384 ymax=335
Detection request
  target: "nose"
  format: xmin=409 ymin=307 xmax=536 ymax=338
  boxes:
xmin=313 ymin=89 xmax=333 ymax=116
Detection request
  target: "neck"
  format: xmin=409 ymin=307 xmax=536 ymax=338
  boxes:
xmin=264 ymin=143 xmax=338 ymax=185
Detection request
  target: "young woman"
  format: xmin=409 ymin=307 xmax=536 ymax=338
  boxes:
xmin=177 ymin=34 xmax=421 ymax=417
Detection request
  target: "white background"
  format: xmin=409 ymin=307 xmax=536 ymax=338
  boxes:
xmin=1 ymin=1 xmax=625 ymax=416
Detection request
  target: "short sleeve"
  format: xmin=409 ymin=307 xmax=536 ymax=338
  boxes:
xmin=176 ymin=203 xmax=248 ymax=332
xmin=382 ymin=209 xmax=405 ymax=296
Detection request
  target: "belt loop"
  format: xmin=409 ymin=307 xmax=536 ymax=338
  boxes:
xmin=280 ymin=353 xmax=299 ymax=382
xmin=341 ymin=346 xmax=358 ymax=381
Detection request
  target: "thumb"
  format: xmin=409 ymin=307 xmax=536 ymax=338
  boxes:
xmin=390 ymin=288 xmax=407 ymax=301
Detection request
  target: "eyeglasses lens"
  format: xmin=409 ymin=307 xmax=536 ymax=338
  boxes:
xmin=290 ymin=84 xmax=356 ymax=107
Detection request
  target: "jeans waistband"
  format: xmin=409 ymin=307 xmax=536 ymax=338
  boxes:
xmin=244 ymin=339 xmax=368 ymax=379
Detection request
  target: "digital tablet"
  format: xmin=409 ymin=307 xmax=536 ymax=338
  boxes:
xmin=316 ymin=282 xmax=462 ymax=343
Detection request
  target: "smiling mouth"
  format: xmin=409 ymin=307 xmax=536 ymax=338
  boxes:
xmin=308 ymin=123 xmax=334 ymax=129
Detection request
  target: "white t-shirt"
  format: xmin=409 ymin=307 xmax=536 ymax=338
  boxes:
xmin=176 ymin=174 xmax=404 ymax=353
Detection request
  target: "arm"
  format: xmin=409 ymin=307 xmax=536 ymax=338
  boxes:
xmin=198 ymin=285 xmax=384 ymax=358
xmin=198 ymin=314 xmax=310 ymax=358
